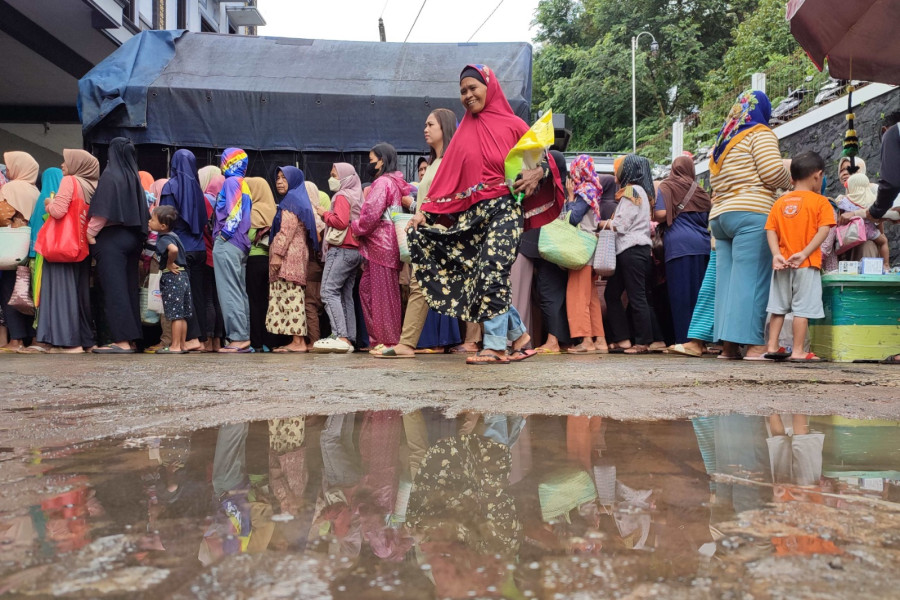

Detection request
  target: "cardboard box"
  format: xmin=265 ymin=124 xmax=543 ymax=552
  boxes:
xmin=838 ymin=261 xmax=859 ymax=274
xmin=861 ymin=257 xmax=884 ymax=275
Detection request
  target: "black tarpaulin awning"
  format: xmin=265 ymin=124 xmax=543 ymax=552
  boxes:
xmin=79 ymin=31 xmax=533 ymax=152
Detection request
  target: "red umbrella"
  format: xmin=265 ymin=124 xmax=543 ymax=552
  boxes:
xmin=787 ymin=0 xmax=900 ymax=84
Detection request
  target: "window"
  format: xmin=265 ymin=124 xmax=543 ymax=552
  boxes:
xmin=177 ymin=0 xmax=187 ymax=29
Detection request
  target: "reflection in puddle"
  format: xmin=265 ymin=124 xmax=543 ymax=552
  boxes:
xmin=1 ymin=412 xmax=899 ymax=597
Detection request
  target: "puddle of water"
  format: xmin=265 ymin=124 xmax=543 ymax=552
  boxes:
xmin=1 ymin=411 xmax=899 ymax=598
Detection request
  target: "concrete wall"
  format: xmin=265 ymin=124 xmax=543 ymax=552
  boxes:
xmin=0 ymin=127 xmax=66 ymax=174
xmin=776 ymin=88 xmax=900 ymax=266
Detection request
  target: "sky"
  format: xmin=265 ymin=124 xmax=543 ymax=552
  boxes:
xmin=258 ymin=0 xmax=541 ymax=45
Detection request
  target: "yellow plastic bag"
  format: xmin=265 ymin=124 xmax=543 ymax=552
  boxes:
xmin=505 ymin=110 xmax=555 ymax=201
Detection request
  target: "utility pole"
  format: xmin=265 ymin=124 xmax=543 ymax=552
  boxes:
xmin=379 ymin=18 xmax=386 ymax=42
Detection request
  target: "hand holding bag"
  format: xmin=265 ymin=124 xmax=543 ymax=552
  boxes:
xmin=7 ymin=264 xmax=35 ymax=316
xmin=391 ymin=212 xmax=413 ymax=263
xmin=593 ymin=208 xmax=618 ymax=277
xmin=538 ymin=212 xmax=598 ymax=270
xmin=34 ymin=176 xmax=89 ymax=263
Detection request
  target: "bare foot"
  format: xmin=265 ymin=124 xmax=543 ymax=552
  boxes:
xmin=184 ymin=339 xmax=203 ymax=352
xmin=609 ymin=341 xmax=632 ymax=350
xmin=594 ymin=337 xmax=609 ymax=353
xmin=512 ymin=332 xmax=531 ymax=351
xmin=649 ymin=341 xmax=667 ymax=352
xmin=679 ymin=340 xmax=705 ymax=355
xmin=744 ymin=344 xmax=768 ymax=359
xmin=624 ymin=345 xmax=649 ymax=354
xmin=390 ymin=343 xmax=416 ymax=356
xmin=453 ymin=342 xmax=480 ymax=353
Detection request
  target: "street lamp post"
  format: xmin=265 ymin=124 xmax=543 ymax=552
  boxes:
xmin=631 ymin=31 xmax=659 ymax=153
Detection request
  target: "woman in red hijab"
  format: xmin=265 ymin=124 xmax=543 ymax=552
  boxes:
xmin=408 ymin=64 xmax=564 ymax=365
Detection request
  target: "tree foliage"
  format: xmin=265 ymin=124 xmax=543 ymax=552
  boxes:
xmin=532 ymin=0 xmax=802 ymax=156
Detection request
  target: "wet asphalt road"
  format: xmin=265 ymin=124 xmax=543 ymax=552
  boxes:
xmin=1 ymin=352 xmax=896 ymax=448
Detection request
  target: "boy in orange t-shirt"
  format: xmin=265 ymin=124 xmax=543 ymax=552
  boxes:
xmin=764 ymin=151 xmax=836 ymax=362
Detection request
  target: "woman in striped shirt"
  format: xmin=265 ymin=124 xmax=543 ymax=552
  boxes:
xmin=708 ymin=91 xmax=791 ymax=360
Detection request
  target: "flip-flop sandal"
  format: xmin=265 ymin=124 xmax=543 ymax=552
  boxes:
xmin=373 ymin=347 xmax=416 ymax=359
xmin=534 ymin=347 xmax=561 ymax=355
xmin=743 ymin=355 xmax=773 ymax=361
xmin=466 ymin=351 xmax=510 ymax=366
xmin=508 ymin=348 xmax=538 ymax=362
xmin=17 ymin=345 xmax=48 ymax=354
xmin=608 ymin=347 xmax=628 ymax=354
xmin=764 ymin=347 xmax=791 ymax=360
xmin=218 ymin=345 xmax=254 ymax=353
xmin=787 ymin=353 xmax=826 ymax=363
xmin=414 ymin=348 xmax=442 ymax=354
xmin=273 ymin=347 xmax=309 ymax=353
xmin=155 ymin=347 xmax=187 ymax=354
xmin=879 ymin=354 xmax=900 ymax=365
xmin=92 ymin=345 xmax=135 ymax=354
xmin=0 ymin=346 xmax=24 ymax=353
xmin=667 ymin=343 xmax=702 ymax=358
xmin=716 ymin=354 xmax=742 ymax=360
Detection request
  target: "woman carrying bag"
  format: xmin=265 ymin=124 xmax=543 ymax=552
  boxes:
xmin=0 ymin=151 xmax=41 ymax=352
xmin=599 ymin=155 xmax=654 ymax=354
xmin=653 ymin=155 xmax=711 ymax=345
xmin=34 ymin=150 xmax=99 ymax=353
xmin=564 ymin=155 xmax=608 ymax=354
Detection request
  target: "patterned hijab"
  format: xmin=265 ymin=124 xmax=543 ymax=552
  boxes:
xmin=615 ymin=154 xmax=654 ymax=206
xmin=569 ymin=154 xmax=603 ymax=219
xmin=709 ymin=90 xmax=772 ymax=176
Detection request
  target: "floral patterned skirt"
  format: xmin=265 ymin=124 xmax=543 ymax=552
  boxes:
xmin=266 ymin=279 xmax=307 ymax=336
xmin=409 ymin=195 xmax=521 ymax=322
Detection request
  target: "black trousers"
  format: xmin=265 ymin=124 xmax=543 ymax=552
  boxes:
xmin=185 ymin=250 xmax=206 ymax=341
xmin=92 ymin=226 xmax=143 ymax=343
xmin=604 ymin=245 xmax=653 ymax=346
xmin=246 ymin=254 xmax=270 ymax=349
xmin=533 ymin=257 xmax=571 ymax=344
xmin=0 ymin=269 xmax=33 ymax=342
xmin=202 ymin=260 xmax=224 ymax=339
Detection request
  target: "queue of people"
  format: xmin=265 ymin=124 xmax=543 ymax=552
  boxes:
xmin=0 ymin=67 xmax=896 ymax=363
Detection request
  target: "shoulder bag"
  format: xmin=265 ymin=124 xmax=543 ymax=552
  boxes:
xmin=34 ymin=176 xmax=89 ymax=263
xmin=654 ymin=181 xmax=699 ymax=263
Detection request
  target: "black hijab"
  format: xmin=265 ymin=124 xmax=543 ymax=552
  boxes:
xmin=598 ymin=174 xmax=618 ymax=219
xmin=89 ymin=137 xmax=148 ymax=235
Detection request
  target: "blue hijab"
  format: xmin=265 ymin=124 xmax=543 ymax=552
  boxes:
xmin=161 ymin=149 xmax=207 ymax=235
xmin=271 ymin=166 xmax=319 ymax=253
xmin=29 ymin=167 xmax=63 ymax=256
xmin=709 ymin=90 xmax=772 ymax=176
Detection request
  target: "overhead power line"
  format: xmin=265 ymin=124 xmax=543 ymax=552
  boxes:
xmin=467 ymin=0 xmax=505 ymax=43
xmin=404 ymin=0 xmax=428 ymax=43
xmin=379 ymin=0 xmax=390 ymax=18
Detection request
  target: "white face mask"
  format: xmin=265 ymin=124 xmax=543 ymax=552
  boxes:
xmin=328 ymin=177 xmax=342 ymax=192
